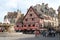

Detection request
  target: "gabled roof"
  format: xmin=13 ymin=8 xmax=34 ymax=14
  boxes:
xmin=7 ymin=12 xmax=17 ymax=18
xmin=23 ymin=6 xmax=44 ymax=20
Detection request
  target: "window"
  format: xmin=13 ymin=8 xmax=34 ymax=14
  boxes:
xmin=40 ymin=24 xmax=42 ymax=26
xmin=32 ymin=18 xmax=34 ymax=21
xmin=17 ymin=25 xmax=19 ymax=27
xmin=45 ymin=7 xmax=49 ymax=10
xmin=45 ymin=7 xmax=47 ymax=9
xmin=28 ymin=24 xmax=31 ymax=27
xmin=30 ymin=14 xmax=32 ymax=16
xmin=25 ymin=19 xmax=28 ymax=21
xmin=24 ymin=25 xmax=26 ymax=27
xmin=33 ymin=24 xmax=35 ymax=27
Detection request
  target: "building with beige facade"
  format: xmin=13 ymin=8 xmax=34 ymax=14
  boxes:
xmin=33 ymin=3 xmax=58 ymax=28
xmin=57 ymin=6 xmax=60 ymax=26
xmin=4 ymin=10 xmax=24 ymax=25
xmin=4 ymin=10 xmax=24 ymax=32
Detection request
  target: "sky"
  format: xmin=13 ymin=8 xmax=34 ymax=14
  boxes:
xmin=0 ymin=0 xmax=60 ymax=22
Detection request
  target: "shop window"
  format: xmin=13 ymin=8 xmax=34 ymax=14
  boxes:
xmin=45 ymin=7 xmax=47 ymax=9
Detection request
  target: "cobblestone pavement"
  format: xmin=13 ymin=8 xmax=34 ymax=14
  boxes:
xmin=0 ymin=32 xmax=60 ymax=40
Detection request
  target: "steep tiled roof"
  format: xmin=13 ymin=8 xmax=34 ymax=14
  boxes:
xmin=33 ymin=6 xmax=52 ymax=20
xmin=23 ymin=6 xmax=44 ymax=20
xmin=7 ymin=12 xmax=17 ymax=18
xmin=32 ymin=7 xmax=44 ymax=19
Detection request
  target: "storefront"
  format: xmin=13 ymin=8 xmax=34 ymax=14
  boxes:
xmin=0 ymin=23 xmax=10 ymax=32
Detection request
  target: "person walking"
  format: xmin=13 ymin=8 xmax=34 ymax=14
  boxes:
xmin=34 ymin=29 xmax=40 ymax=37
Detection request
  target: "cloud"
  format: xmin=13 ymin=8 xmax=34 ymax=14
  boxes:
xmin=17 ymin=0 xmax=43 ymax=14
xmin=0 ymin=0 xmax=18 ymax=22
xmin=6 ymin=0 xmax=17 ymax=8
xmin=0 ymin=11 xmax=8 ymax=22
xmin=0 ymin=0 xmax=60 ymax=22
